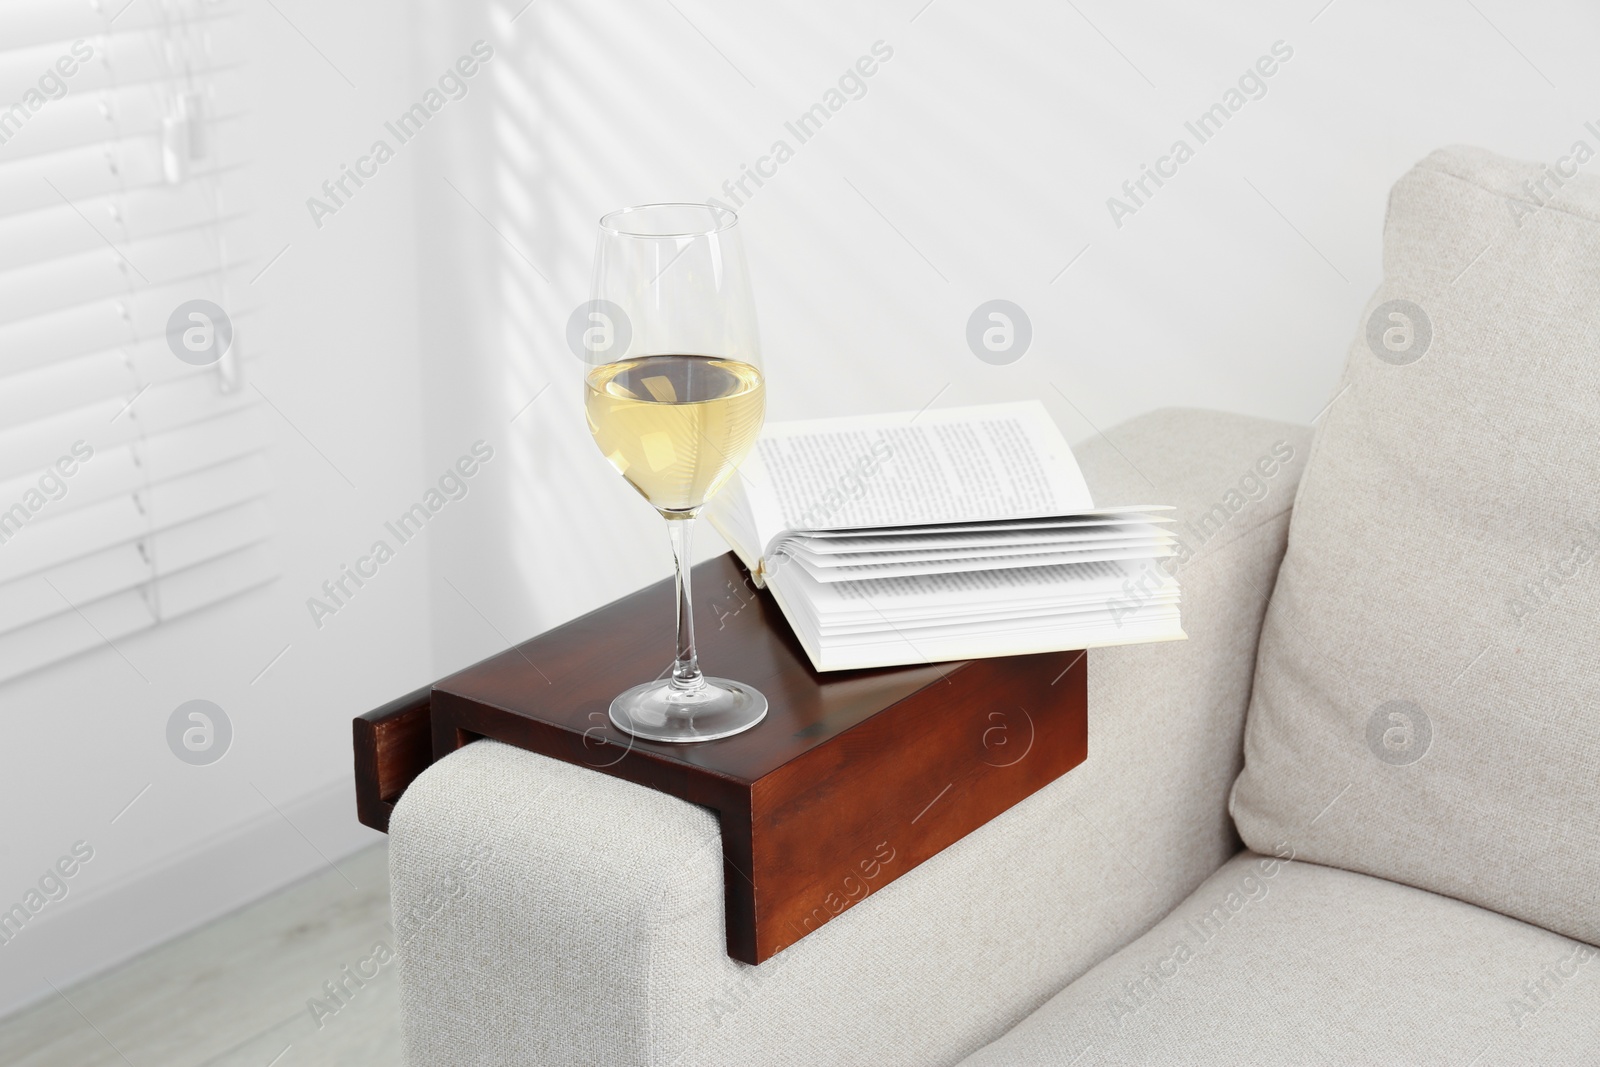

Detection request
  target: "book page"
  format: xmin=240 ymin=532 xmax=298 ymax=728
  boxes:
xmin=790 ymin=532 xmax=1174 ymax=567
xmin=720 ymin=401 xmax=1094 ymax=552
xmin=787 ymin=520 xmax=1173 ymax=554
xmin=794 ymin=556 xmax=1173 ymax=611
xmin=792 ymin=542 xmax=1175 ymax=581
xmin=799 ymin=506 xmax=1172 ymax=538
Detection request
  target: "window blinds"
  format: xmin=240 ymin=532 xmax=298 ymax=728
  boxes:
xmin=0 ymin=0 xmax=273 ymax=684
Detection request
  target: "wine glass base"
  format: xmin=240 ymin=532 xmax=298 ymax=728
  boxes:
xmin=609 ymin=677 xmax=768 ymax=743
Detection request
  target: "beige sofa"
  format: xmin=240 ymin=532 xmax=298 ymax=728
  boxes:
xmin=387 ymin=146 xmax=1600 ymax=1065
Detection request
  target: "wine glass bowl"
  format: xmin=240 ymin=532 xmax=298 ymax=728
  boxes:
xmin=584 ymin=354 xmax=766 ymax=515
xmin=581 ymin=204 xmax=769 ymax=743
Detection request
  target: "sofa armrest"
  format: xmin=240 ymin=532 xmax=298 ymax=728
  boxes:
xmin=389 ymin=408 xmax=1312 ymax=1067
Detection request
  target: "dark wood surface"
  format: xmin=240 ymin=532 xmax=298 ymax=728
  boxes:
xmin=358 ymin=553 xmax=1089 ymax=963
xmin=430 ymin=553 xmax=956 ymax=783
xmin=352 ymin=686 xmax=433 ymax=834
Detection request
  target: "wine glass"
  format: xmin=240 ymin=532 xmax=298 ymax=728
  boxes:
xmin=581 ymin=203 xmax=769 ymax=742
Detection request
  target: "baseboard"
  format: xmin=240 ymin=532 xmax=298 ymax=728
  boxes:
xmin=0 ymin=776 xmax=385 ymax=1019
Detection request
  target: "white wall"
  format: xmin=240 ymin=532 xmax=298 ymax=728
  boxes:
xmin=411 ymin=0 xmax=1596 ymax=674
xmin=4 ymin=0 xmax=1594 ymax=1017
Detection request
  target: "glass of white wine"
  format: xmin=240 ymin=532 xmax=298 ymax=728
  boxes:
xmin=582 ymin=203 xmax=768 ymax=742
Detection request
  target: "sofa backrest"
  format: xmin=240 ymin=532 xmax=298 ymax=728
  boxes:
xmin=1231 ymin=145 xmax=1600 ymax=945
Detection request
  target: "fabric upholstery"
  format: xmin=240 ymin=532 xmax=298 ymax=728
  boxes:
xmin=957 ymin=851 xmax=1600 ymax=1066
xmin=388 ymin=408 xmax=1311 ymax=1067
xmin=1231 ymin=146 xmax=1600 ymax=945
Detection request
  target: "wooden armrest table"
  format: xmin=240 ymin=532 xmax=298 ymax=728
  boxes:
xmin=355 ymin=553 xmax=1087 ymax=964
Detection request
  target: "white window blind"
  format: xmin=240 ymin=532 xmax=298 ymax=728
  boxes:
xmin=0 ymin=0 xmax=273 ymax=684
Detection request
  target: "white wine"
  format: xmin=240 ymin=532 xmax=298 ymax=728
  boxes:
xmin=585 ymin=354 xmax=766 ymax=514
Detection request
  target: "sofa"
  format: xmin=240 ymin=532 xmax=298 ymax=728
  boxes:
xmin=386 ymin=145 xmax=1600 ymax=1065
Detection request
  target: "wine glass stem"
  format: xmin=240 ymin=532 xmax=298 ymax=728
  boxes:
xmin=665 ymin=513 xmax=703 ymax=692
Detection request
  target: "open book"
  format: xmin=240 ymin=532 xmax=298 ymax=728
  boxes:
xmin=706 ymin=401 xmax=1184 ymax=671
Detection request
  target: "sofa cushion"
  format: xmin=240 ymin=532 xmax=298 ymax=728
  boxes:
xmin=957 ymin=852 xmax=1600 ymax=1066
xmin=1229 ymin=145 xmax=1600 ymax=945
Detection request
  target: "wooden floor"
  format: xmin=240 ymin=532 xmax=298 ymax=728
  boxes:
xmin=0 ymin=843 xmax=403 ymax=1066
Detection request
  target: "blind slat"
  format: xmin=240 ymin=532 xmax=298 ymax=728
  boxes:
xmin=0 ymin=328 xmax=258 ymax=399
xmin=0 ymin=273 xmax=253 ymax=377
xmin=0 ymin=344 xmax=260 ymax=427
xmin=0 ymin=140 xmax=245 ymax=220
xmin=0 ymin=2 xmax=240 ymax=55
xmin=0 ymin=35 xmax=242 ymax=103
xmin=0 ymin=451 xmax=270 ymax=584
xmin=0 ymin=228 xmax=232 ymax=324
xmin=0 ymin=370 xmax=258 ymax=482
xmin=0 ymin=78 xmax=245 ymax=164
xmin=0 ymin=498 xmax=270 ymax=636
xmin=0 ymin=185 xmax=242 ymax=274
xmin=0 ymin=402 xmax=267 ymax=514
xmin=0 ymin=540 xmax=275 ymax=685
